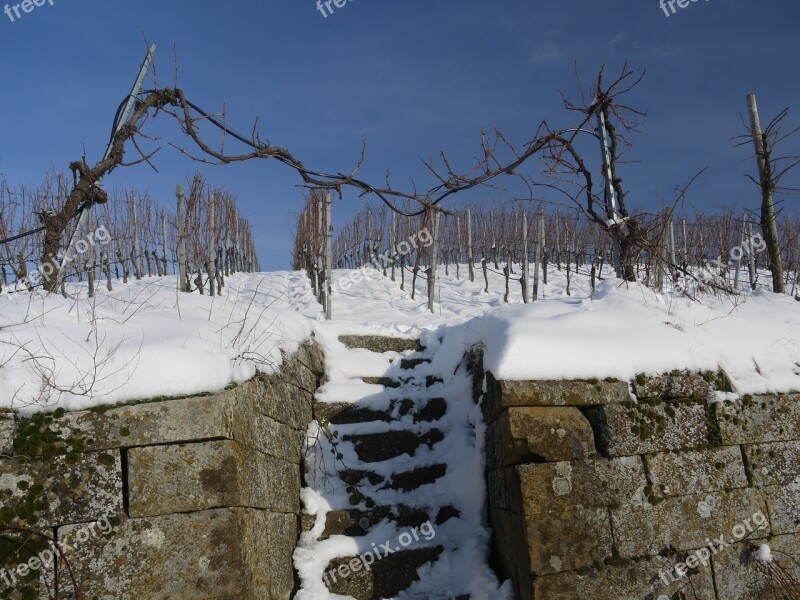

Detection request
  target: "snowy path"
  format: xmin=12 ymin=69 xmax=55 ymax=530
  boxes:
xmin=287 ymin=263 xmax=800 ymax=599
xmin=290 ymin=269 xmax=514 ymax=599
xmin=294 ymin=334 xmax=511 ymax=600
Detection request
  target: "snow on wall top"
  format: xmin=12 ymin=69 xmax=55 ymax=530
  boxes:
xmin=475 ymin=280 xmax=800 ymax=394
xmin=0 ymin=272 xmax=317 ymax=413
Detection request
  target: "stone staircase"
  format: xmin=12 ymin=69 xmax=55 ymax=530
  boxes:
xmin=303 ymin=335 xmax=470 ymax=600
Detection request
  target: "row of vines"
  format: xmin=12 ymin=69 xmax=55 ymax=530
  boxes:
xmin=293 ymin=194 xmax=800 ymax=303
xmin=0 ymin=171 xmax=260 ymax=296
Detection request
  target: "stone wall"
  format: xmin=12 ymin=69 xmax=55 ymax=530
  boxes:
xmin=483 ymin=370 xmax=800 ymax=599
xmin=0 ymin=340 xmax=324 ymax=600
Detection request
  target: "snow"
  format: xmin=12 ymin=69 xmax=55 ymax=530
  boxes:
xmin=317 ymin=263 xmax=800 ymax=396
xmin=296 ymin=326 xmax=512 ymax=600
xmin=0 ymin=272 xmax=317 ymax=413
xmin=2 ymin=259 xmax=799 ymax=599
xmin=757 ymin=543 xmax=773 ymax=563
xmin=292 ymin=263 xmax=799 ymax=598
xmin=478 ymin=279 xmax=800 ymax=394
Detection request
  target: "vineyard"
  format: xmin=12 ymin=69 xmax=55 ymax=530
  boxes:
xmin=293 ymin=192 xmax=800 ymax=310
xmin=0 ymin=171 xmax=260 ymax=297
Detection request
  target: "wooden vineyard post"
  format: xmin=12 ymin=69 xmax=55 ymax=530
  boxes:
xmin=176 ymin=184 xmax=189 ymax=292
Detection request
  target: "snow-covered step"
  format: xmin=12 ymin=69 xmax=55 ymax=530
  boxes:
xmin=338 ymin=335 xmax=423 ymax=353
xmin=311 ymin=505 xmax=462 ymax=540
xmin=338 ymin=460 xmax=450 ymax=493
xmin=400 ymin=357 xmax=431 ymax=370
xmin=315 ymin=397 xmax=447 ymax=426
xmin=326 ymin=545 xmax=445 ymax=600
xmin=361 ymin=376 xmax=407 ymax=388
xmin=387 ymin=462 xmax=448 ymax=492
xmin=297 ymin=328 xmax=505 ymax=599
xmin=343 ymin=428 xmax=445 ymax=463
xmin=305 ymin=505 xmax=436 ymax=539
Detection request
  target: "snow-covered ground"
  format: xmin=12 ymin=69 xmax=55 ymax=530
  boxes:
xmin=1 ymin=262 xmax=798 ymax=599
xmin=2 ymin=262 xmax=798 ymax=410
xmin=321 ymin=263 xmax=800 ymax=396
xmin=0 ymin=272 xmax=317 ymax=413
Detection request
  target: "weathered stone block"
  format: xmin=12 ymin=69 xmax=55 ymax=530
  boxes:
xmin=0 ymin=451 xmax=123 ymax=528
xmin=269 ymin=455 xmax=302 ymax=514
xmin=765 ymin=483 xmax=800 ymax=534
xmin=631 ymin=370 xmax=714 ymax=400
xmin=56 ymin=508 xmax=286 ymax=600
xmin=232 ymin=410 xmax=303 ymax=464
xmin=0 ymin=527 xmax=52 ymax=600
xmin=489 ymin=507 xmax=531 ymax=573
xmin=45 ymin=342 xmax=321 ymax=454
xmin=484 ymin=374 xmax=629 ymax=420
xmin=533 ymin=552 xmax=717 ymax=600
xmin=338 ymin=335 xmax=420 ymax=353
xmin=252 ymin=376 xmax=313 ymax=431
xmin=712 ymin=533 xmax=800 ymax=600
xmin=296 ymin=339 xmax=326 ymax=378
xmin=487 ymin=468 xmax=510 ymax=512
xmin=326 ymin=546 xmax=444 ymax=600
xmin=236 ymin=341 xmax=320 ymax=429
xmin=612 ymin=488 xmax=769 ymax=557
xmin=265 ymin=512 xmax=298 ymax=599
xmin=486 ymin=407 xmax=596 ymax=468
xmin=647 ymin=445 xmax=747 ymax=498
xmin=716 ymin=394 xmax=800 ymax=445
xmin=745 ymin=440 xmax=800 ymax=487
xmin=0 ymin=410 xmax=14 ymax=456
xmin=128 ymin=440 xmax=300 ymax=518
xmin=526 ymin=508 xmax=613 ymax=575
xmin=51 ymin=392 xmax=238 ymax=452
xmin=49 ymin=385 xmax=308 ymax=463
xmin=515 ymin=456 xmax=647 ymax=515
xmin=583 ymin=399 xmax=711 ymax=457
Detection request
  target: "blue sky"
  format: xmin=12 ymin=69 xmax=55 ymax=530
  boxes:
xmin=1 ymin=0 xmax=798 ymax=269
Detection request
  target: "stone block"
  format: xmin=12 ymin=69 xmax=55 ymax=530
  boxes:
xmin=252 ymin=375 xmax=313 ymax=431
xmin=533 ymin=552 xmax=716 ymax=600
xmin=47 ymin=386 xmax=307 ymax=464
xmin=484 ymin=374 xmax=629 ymax=421
xmin=631 ymin=370 xmax=715 ymax=400
xmin=712 ymin=533 xmax=800 ymax=600
xmin=515 ymin=456 xmax=647 ymax=515
xmin=486 ymin=407 xmax=596 ymax=468
xmin=338 ymin=335 xmax=420 ymax=353
xmin=583 ymin=399 xmax=711 ymax=457
xmin=647 ymin=445 xmax=748 ymax=498
xmin=487 ymin=468 xmax=510 ymax=512
xmin=296 ymin=339 xmax=326 ymax=378
xmin=0 ymin=410 xmax=14 ymax=456
xmin=765 ymin=483 xmax=800 ymax=535
xmin=265 ymin=512 xmax=300 ymax=599
xmin=489 ymin=507 xmax=531 ymax=574
xmin=716 ymin=394 xmax=800 ymax=445
xmin=326 ymin=546 xmax=443 ymax=600
xmin=231 ymin=341 xmax=320 ymax=429
xmin=49 ymin=392 xmax=238 ymax=452
xmin=42 ymin=341 xmax=321 ymax=454
xmin=128 ymin=440 xmax=300 ymax=518
xmin=232 ymin=410 xmax=304 ymax=464
xmin=612 ymin=488 xmax=769 ymax=558
xmin=525 ymin=508 xmax=613 ymax=575
xmin=55 ymin=508 xmax=287 ymax=599
xmin=0 ymin=451 xmax=123 ymax=528
xmin=745 ymin=440 xmax=800 ymax=487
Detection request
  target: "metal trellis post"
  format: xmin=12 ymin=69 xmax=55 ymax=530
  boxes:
xmin=596 ymin=110 xmax=624 ymax=279
xmin=55 ymin=44 xmax=157 ymax=290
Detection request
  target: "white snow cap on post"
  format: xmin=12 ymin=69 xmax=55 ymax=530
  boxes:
xmin=757 ymin=544 xmax=773 ymax=563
